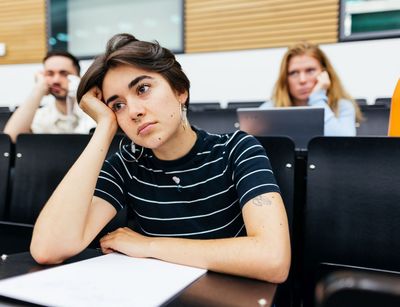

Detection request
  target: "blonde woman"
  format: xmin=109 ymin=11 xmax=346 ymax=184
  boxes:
xmin=260 ymin=42 xmax=362 ymax=136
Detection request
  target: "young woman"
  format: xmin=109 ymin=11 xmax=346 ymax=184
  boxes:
xmin=260 ymin=41 xmax=362 ymax=136
xmin=31 ymin=34 xmax=290 ymax=283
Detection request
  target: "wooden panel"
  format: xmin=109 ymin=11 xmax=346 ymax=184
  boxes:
xmin=186 ymin=0 xmax=339 ymax=53
xmin=0 ymin=0 xmax=47 ymax=64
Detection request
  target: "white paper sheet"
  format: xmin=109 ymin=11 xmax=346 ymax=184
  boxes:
xmin=0 ymin=253 xmax=206 ymax=307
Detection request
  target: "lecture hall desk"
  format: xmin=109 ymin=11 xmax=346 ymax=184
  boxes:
xmin=0 ymin=249 xmax=277 ymax=306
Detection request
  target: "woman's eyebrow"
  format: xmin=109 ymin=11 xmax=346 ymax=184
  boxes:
xmin=128 ymin=75 xmax=153 ymax=89
xmin=105 ymin=75 xmax=154 ymax=104
xmin=105 ymin=95 xmax=118 ymax=105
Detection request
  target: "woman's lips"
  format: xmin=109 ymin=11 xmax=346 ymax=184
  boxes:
xmin=137 ymin=122 xmax=155 ymax=135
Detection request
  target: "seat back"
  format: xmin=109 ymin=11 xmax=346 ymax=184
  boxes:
xmin=354 ymin=98 xmax=367 ymax=106
xmin=188 ymin=108 xmax=239 ymax=134
xmin=8 ymin=134 xmax=127 ymax=237
xmin=227 ymin=101 xmax=265 ymax=109
xmin=375 ymin=97 xmax=391 ymax=107
xmin=0 ymin=110 xmax=12 ymax=131
xmin=256 ymin=136 xmax=296 ymax=307
xmin=315 ymin=269 xmax=400 ymax=307
xmin=357 ymin=105 xmax=390 ymax=136
xmin=303 ymin=137 xmax=400 ymax=306
xmin=255 ymin=136 xmax=295 ymax=231
xmin=188 ymin=102 xmax=221 ymax=111
xmin=0 ymin=221 xmax=33 ymax=254
xmin=8 ymin=134 xmax=91 ymax=223
xmin=0 ymin=133 xmax=11 ymax=220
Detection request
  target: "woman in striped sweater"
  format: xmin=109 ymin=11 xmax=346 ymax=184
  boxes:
xmin=31 ymin=33 xmax=290 ymax=283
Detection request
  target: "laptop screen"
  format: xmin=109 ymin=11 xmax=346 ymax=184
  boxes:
xmin=237 ymin=107 xmax=324 ymax=150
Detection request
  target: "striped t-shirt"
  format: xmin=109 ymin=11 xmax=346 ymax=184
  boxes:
xmin=94 ymin=128 xmax=280 ymax=239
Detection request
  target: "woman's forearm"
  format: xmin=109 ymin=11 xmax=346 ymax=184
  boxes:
xmin=30 ymin=122 xmax=116 ymax=262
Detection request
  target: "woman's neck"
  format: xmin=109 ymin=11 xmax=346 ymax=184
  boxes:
xmin=293 ymin=98 xmax=308 ymax=107
xmin=152 ymin=126 xmax=197 ymax=161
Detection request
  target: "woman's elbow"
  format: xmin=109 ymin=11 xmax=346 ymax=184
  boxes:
xmin=30 ymin=238 xmax=74 ymax=265
xmin=30 ymin=244 xmax=63 ymax=265
xmin=255 ymin=244 xmax=291 ymax=283
xmin=260 ymin=256 xmax=290 ymax=283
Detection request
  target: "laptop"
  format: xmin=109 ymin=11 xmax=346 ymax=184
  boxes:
xmin=237 ymin=107 xmax=324 ymax=150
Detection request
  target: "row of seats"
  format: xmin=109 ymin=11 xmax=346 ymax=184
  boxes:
xmin=187 ymin=104 xmax=391 ymax=136
xmin=355 ymin=97 xmax=392 ymax=107
xmin=188 ymin=97 xmax=392 ymax=110
xmin=1 ymin=133 xmax=400 ymax=305
xmin=1 ymin=101 xmax=391 ymax=136
xmin=188 ymin=101 xmax=265 ymax=111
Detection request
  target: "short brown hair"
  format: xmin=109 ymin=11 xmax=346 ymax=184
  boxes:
xmin=43 ymin=51 xmax=81 ymax=75
xmin=77 ymin=33 xmax=190 ymax=106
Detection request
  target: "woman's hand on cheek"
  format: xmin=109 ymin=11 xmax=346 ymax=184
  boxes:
xmin=79 ymin=87 xmax=117 ymax=127
xmin=99 ymin=227 xmax=151 ymax=258
xmin=311 ymin=71 xmax=331 ymax=94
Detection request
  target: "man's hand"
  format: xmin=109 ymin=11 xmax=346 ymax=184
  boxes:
xmin=34 ymin=71 xmax=50 ymax=96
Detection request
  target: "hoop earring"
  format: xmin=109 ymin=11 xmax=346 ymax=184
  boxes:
xmin=180 ymin=104 xmax=189 ymax=130
xmin=118 ymin=136 xmax=143 ymax=162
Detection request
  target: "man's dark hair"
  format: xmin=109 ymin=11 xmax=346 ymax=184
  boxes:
xmin=77 ymin=33 xmax=190 ymax=107
xmin=43 ymin=51 xmax=81 ymax=75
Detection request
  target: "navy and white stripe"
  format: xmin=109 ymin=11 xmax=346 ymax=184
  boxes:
xmin=94 ymin=128 xmax=280 ymax=239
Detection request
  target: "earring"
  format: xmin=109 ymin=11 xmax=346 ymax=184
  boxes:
xmin=180 ymin=104 xmax=189 ymax=130
xmin=118 ymin=136 xmax=143 ymax=162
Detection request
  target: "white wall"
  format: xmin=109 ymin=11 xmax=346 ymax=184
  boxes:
xmin=0 ymin=38 xmax=399 ymax=108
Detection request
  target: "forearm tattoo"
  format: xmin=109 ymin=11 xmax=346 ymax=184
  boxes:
xmin=252 ymin=195 xmax=273 ymax=206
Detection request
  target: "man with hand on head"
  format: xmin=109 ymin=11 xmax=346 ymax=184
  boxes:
xmin=4 ymin=51 xmax=95 ymax=142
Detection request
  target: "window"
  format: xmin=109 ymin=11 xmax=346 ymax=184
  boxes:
xmin=339 ymin=0 xmax=400 ymax=41
xmin=48 ymin=0 xmax=184 ymax=58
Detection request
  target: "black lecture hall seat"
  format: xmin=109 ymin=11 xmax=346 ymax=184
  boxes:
xmin=375 ymin=97 xmax=391 ymax=107
xmin=256 ymin=136 xmax=296 ymax=307
xmin=188 ymin=102 xmax=221 ymax=111
xmin=7 ymin=134 xmax=127 ymax=246
xmin=354 ymin=98 xmax=367 ymax=106
xmin=188 ymin=108 xmax=239 ymax=134
xmin=0 ymin=108 xmax=12 ymax=131
xmin=301 ymin=136 xmax=400 ymax=307
xmin=255 ymin=136 xmax=295 ymax=232
xmin=0 ymin=133 xmax=34 ymax=254
xmin=0 ymin=133 xmax=11 ymax=220
xmin=315 ymin=269 xmax=400 ymax=307
xmin=357 ymin=104 xmax=390 ymax=136
xmin=226 ymin=101 xmax=265 ymax=109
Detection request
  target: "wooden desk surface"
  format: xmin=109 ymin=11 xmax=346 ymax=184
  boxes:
xmin=0 ymin=250 xmax=277 ymax=307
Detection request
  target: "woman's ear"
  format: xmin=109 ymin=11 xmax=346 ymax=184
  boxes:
xmin=177 ymin=90 xmax=188 ymax=105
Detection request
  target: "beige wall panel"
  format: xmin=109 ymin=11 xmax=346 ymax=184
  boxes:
xmin=0 ymin=0 xmax=47 ymax=64
xmin=186 ymin=0 xmax=339 ymax=53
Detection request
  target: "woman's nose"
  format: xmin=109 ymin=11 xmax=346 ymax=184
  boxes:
xmin=127 ymin=99 xmax=146 ymax=121
xmin=299 ymin=72 xmax=307 ymax=83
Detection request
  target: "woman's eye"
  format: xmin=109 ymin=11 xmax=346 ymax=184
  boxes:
xmin=137 ymin=84 xmax=150 ymax=95
xmin=111 ymin=102 xmax=125 ymax=112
